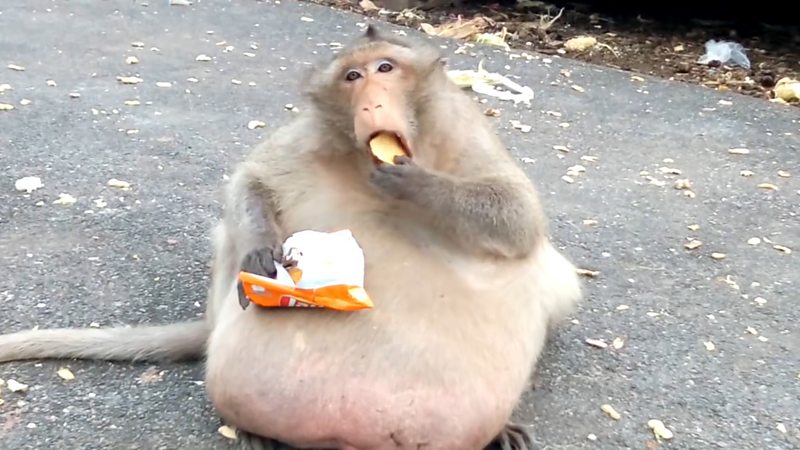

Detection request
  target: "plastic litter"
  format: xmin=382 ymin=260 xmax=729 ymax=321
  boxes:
xmin=238 ymin=230 xmax=374 ymax=311
xmin=447 ymin=60 xmax=534 ymax=105
xmin=697 ymin=40 xmax=750 ymax=70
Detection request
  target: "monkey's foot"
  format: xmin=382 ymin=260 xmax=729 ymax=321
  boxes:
xmin=486 ymin=422 xmax=534 ymax=450
xmin=237 ymin=430 xmax=298 ymax=450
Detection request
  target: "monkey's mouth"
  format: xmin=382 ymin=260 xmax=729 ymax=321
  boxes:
xmin=367 ymin=131 xmax=412 ymax=164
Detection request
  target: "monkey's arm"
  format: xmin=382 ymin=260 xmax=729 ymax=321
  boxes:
xmin=370 ymin=157 xmax=545 ymax=259
xmin=224 ymin=161 xmax=285 ymax=308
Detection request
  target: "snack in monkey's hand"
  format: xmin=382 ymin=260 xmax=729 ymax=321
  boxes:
xmin=238 ymin=230 xmax=374 ymax=311
xmin=369 ymin=132 xmax=407 ymax=165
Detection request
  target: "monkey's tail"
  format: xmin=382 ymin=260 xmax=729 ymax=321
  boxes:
xmin=0 ymin=320 xmax=209 ymax=363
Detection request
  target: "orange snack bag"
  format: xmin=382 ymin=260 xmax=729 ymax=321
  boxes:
xmin=238 ymin=230 xmax=374 ymax=311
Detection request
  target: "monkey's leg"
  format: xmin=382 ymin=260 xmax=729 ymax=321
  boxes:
xmin=237 ymin=431 xmax=297 ymax=450
xmin=485 ymin=422 xmax=535 ymax=450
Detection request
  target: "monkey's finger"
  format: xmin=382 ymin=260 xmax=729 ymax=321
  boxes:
xmin=271 ymin=245 xmax=284 ymax=263
xmin=237 ymin=282 xmax=251 ymax=310
xmin=241 ymin=247 xmax=279 ymax=278
xmin=393 ymin=155 xmax=413 ymax=165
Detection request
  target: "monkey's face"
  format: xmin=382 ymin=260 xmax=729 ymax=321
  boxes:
xmin=342 ymin=54 xmax=414 ymax=159
xmin=306 ymin=28 xmax=446 ymax=162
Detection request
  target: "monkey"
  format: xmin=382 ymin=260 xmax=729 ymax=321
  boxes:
xmin=0 ymin=25 xmax=581 ymax=450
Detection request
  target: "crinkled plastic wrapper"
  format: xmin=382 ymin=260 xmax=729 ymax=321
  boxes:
xmin=239 ymin=230 xmax=374 ymax=311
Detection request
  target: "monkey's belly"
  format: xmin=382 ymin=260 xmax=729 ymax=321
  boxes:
xmin=206 ymin=274 xmax=544 ymax=450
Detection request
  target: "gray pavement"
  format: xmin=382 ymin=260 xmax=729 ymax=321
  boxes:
xmin=0 ymin=0 xmax=798 ymax=449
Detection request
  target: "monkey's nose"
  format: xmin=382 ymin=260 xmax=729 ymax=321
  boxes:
xmin=361 ymin=103 xmax=383 ymax=112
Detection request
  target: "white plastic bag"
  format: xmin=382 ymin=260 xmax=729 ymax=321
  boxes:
xmin=697 ymin=40 xmax=751 ymax=70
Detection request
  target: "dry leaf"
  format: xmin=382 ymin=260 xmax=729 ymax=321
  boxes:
xmin=647 ymin=419 xmax=674 ymax=441
xmin=657 ymin=166 xmax=682 ymax=175
xmin=673 ymin=179 xmax=692 ymax=190
xmin=571 ymin=84 xmax=585 ymax=93
xmin=0 ymin=103 xmax=15 ymax=111
xmin=195 ymin=54 xmax=212 ymax=62
xmin=7 ymin=379 xmax=28 ymax=393
xmin=117 ymin=76 xmax=143 ymax=84
xmin=684 ymin=239 xmax=703 ymax=250
xmin=108 ymin=178 xmax=132 ymax=189
xmin=509 ymin=120 xmax=531 ymax=133
xmin=746 ymin=326 xmax=758 ymax=335
xmin=484 ymin=108 xmax=500 ymax=117
xmin=561 ymin=175 xmax=575 ymax=184
xmin=754 ymin=297 xmax=767 ymax=306
xmin=126 ymin=56 xmax=139 ymax=65
xmin=777 ymin=170 xmax=790 ymax=178
xmin=585 ymin=338 xmax=607 ymax=349
xmin=757 ymin=183 xmax=778 ymax=191
xmin=564 ymin=36 xmax=597 ymax=52
xmin=616 ymin=304 xmax=629 ymax=311
xmin=631 ymin=75 xmax=645 ymax=82
xmin=674 ymin=44 xmax=685 ymax=52
xmin=156 ymin=81 xmax=172 ymax=88
xmin=57 ymin=368 xmax=75 ymax=381
xmin=687 ymin=224 xmax=700 ymax=231
xmin=131 ymin=41 xmax=144 ymax=48
xmin=218 ymin=425 xmax=238 ymax=440
xmin=773 ymin=245 xmax=792 ymax=254
xmin=53 ymin=193 xmax=77 ymax=205
xmin=612 ymin=337 xmax=625 ymax=349
xmin=300 ymin=16 xmax=314 ymax=22
xmin=247 ymin=120 xmax=266 ymax=130
xmin=231 ymin=79 xmax=242 ymax=85
xmin=553 ymin=145 xmax=570 ymax=152
xmin=566 ymin=165 xmax=586 ymax=177
xmin=7 ymin=64 xmax=25 ymax=71
xmin=126 ymin=129 xmax=140 ymax=135
xmin=710 ymin=252 xmax=726 ymax=260
xmin=728 ymin=148 xmax=750 ymax=155
xmin=419 ymin=16 xmax=490 ymax=40
xmin=359 ymin=0 xmax=380 ymax=11
xmin=747 ymin=237 xmax=761 ymax=245
xmin=576 ymin=268 xmax=600 ymax=277
xmin=777 ymin=423 xmax=787 ymax=434
xmin=740 ymin=170 xmax=754 ymax=177
xmin=583 ymin=219 xmax=598 ymax=226
xmin=601 ymin=404 xmax=622 ymax=420
xmin=137 ymin=366 xmax=165 ymax=384
xmin=772 ymin=77 xmax=800 ymax=102
xmin=580 ymin=155 xmax=598 ymax=162
xmin=124 ymin=100 xmax=140 ymax=106
xmin=0 ymin=83 xmax=11 ymax=92
xmin=170 ymin=0 xmax=192 ymax=5
xmin=704 ymin=341 xmax=715 ymax=351
xmin=69 ymin=92 xmax=81 ymax=98
xmin=15 ymin=176 xmax=43 ymax=193
xmin=20 ymin=99 xmax=31 ymax=105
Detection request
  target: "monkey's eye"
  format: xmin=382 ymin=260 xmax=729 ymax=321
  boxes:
xmin=345 ymin=70 xmax=362 ymax=82
xmin=377 ymin=61 xmax=394 ymax=73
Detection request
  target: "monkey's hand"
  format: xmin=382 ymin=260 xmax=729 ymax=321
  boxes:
xmin=369 ymin=156 xmax=441 ymax=202
xmin=236 ymin=245 xmax=284 ymax=310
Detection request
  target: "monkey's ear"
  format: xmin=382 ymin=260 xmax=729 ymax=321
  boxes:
xmin=364 ymin=24 xmax=379 ymax=40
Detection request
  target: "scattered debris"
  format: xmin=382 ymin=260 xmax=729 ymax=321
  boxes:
xmin=7 ymin=64 xmax=25 ymax=71
xmin=704 ymin=341 xmax=716 ymax=351
xmin=576 ymin=268 xmax=600 ymax=277
xmin=448 ymin=61 xmax=534 ymax=105
xmin=611 ymin=337 xmax=625 ymax=350
xmin=117 ymin=76 xmax=144 ymax=84
xmin=218 ymin=425 xmax=238 ymax=440
xmin=771 ymin=77 xmax=800 ymax=103
xmin=420 ymin=16 xmax=491 ymax=40
xmin=107 ymin=178 xmax=131 ymax=190
xmin=728 ymin=148 xmax=750 ymax=155
xmin=747 ymin=237 xmax=761 ymax=246
xmin=585 ymin=338 xmax=607 ymax=349
xmin=15 ymin=176 xmax=43 ymax=193
xmin=247 ymin=120 xmax=266 ymax=130
xmin=773 ymin=245 xmax=792 ymax=254
xmin=697 ymin=40 xmax=750 ymax=70
xmin=647 ymin=419 xmax=674 ymax=441
xmin=777 ymin=423 xmax=787 ymax=434
xmin=564 ymin=36 xmax=597 ymax=52
xmin=155 ymin=81 xmax=172 ymax=88
xmin=0 ymin=103 xmax=14 ymax=111
xmin=509 ymin=120 xmax=531 ymax=133
xmin=601 ymin=404 xmax=622 ymax=420
xmin=710 ymin=252 xmax=726 ymax=260
xmin=757 ymin=183 xmax=779 ymax=191
xmin=195 ymin=54 xmax=212 ymax=62
xmin=126 ymin=56 xmax=139 ymax=65
xmin=57 ymin=368 xmax=75 ymax=381
xmin=53 ymin=193 xmax=77 ymax=205
xmin=6 ymin=379 xmax=28 ymax=393
xmin=684 ymin=239 xmax=703 ymax=250
xmin=169 ymin=0 xmax=192 ymax=5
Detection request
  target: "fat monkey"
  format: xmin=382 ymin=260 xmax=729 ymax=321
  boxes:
xmin=0 ymin=26 xmax=582 ymax=450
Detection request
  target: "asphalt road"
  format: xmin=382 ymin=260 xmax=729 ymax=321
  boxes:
xmin=1 ymin=1 xmax=798 ymax=449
